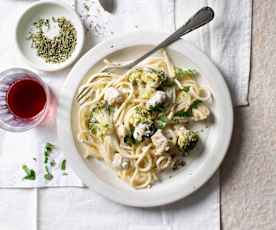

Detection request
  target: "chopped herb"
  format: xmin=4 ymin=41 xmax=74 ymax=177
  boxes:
xmin=45 ymin=142 xmax=55 ymax=152
xmin=44 ymin=165 xmax=53 ymax=181
xmin=124 ymin=127 xmax=139 ymax=146
xmin=43 ymin=143 xmax=55 ymax=181
xmin=155 ymin=115 xmax=168 ymax=129
xmin=32 ymin=157 xmax=37 ymax=161
xmin=149 ymin=104 xmax=165 ymax=113
xmin=175 ymin=68 xmax=198 ymax=79
xmin=61 ymin=159 xmax=66 ymax=171
xmin=174 ymin=100 xmax=202 ymax=117
xmin=44 ymin=142 xmax=55 ymax=164
xmin=83 ymin=3 xmax=90 ymax=11
xmin=182 ymin=86 xmax=190 ymax=93
xmin=172 ymin=159 xmax=186 ymax=171
xmin=104 ymin=102 xmax=114 ymax=114
xmin=174 ymin=110 xmax=192 ymax=117
xmin=50 ymin=160 xmax=56 ymax=167
xmin=62 ymin=172 xmax=68 ymax=176
xmin=124 ymin=133 xmax=138 ymax=146
xmin=44 ymin=173 xmax=53 ymax=181
xmin=190 ymin=99 xmax=202 ymax=109
xmin=159 ymin=78 xmax=175 ymax=88
xmin=22 ymin=164 xmax=36 ymax=180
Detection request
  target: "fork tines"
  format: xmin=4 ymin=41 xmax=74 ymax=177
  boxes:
xmin=76 ymin=86 xmax=91 ymax=104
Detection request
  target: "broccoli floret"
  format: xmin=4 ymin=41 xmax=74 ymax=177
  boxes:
xmin=88 ymin=101 xmax=113 ymax=138
xmin=89 ymin=121 xmax=111 ymax=138
xmin=128 ymin=68 xmax=167 ymax=88
xmin=139 ymin=85 xmax=155 ymax=99
xmin=128 ymin=69 xmax=143 ymax=84
xmin=129 ymin=106 xmax=153 ymax=126
xmin=177 ymin=130 xmax=199 ymax=153
xmin=141 ymin=69 xmax=167 ymax=88
xmin=89 ymin=101 xmax=113 ymax=115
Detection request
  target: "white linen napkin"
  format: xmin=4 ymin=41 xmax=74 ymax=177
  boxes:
xmin=0 ymin=0 xmax=252 ymax=229
xmin=176 ymin=0 xmax=252 ymax=106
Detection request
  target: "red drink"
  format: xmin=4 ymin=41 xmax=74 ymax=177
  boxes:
xmin=7 ymin=78 xmax=47 ymax=119
xmin=0 ymin=68 xmax=50 ymax=132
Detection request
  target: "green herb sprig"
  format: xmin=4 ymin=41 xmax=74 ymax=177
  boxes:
xmin=44 ymin=165 xmax=53 ymax=181
xmin=175 ymin=68 xmax=198 ymax=80
xmin=44 ymin=142 xmax=55 ymax=164
xmin=155 ymin=115 xmax=168 ymax=129
xmin=148 ymin=104 xmax=166 ymax=113
xmin=61 ymin=159 xmax=66 ymax=171
xmin=61 ymin=159 xmax=68 ymax=176
xmin=174 ymin=99 xmax=202 ymax=117
xmin=43 ymin=142 xmax=55 ymax=180
xmin=22 ymin=165 xmax=36 ymax=181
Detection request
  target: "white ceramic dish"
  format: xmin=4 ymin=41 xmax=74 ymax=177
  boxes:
xmin=15 ymin=0 xmax=85 ymax=72
xmin=57 ymin=32 xmax=233 ymax=207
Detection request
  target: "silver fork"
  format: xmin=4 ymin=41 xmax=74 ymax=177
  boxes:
xmin=76 ymin=6 xmax=214 ymax=104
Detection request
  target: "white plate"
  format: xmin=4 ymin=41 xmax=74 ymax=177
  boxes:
xmin=15 ymin=0 xmax=85 ymax=72
xmin=57 ymin=32 xmax=233 ymax=207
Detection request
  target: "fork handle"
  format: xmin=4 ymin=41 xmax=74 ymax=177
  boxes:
xmin=129 ymin=6 xmax=214 ymax=67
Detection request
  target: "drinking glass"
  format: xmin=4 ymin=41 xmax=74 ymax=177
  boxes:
xmin=0 ymin=68 xmax=50 ymax=132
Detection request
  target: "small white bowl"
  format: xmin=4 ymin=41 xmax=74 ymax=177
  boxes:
xmin=15 ymin=0 xmax=85 ymax=72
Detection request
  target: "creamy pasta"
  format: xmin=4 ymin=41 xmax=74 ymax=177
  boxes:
xmin=76 ymin=49 xmax=212 ymax=189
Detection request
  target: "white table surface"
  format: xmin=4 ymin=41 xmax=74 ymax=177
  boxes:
xmin=2 ymin=0 xmax=274 ymax=230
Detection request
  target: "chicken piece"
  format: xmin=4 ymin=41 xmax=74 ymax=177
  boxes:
xmin=151 ymin=130 xmax=170 ymax=155
xmin=192 ymin=104 xmax=210 ymax=121
xmin=146 ymin=91 xmax=167 ymax=109
xmin=104 ymin=87 xmax=123 ymax=105
xmin=133 ymin=123 xmax=155 ymax=142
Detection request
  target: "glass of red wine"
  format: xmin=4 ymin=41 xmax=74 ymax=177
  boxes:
xmin=0 ymin=68 xmax=50 ymax=132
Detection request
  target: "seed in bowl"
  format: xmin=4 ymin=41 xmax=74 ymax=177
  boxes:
xmin=26 ymin=16 xmax=77 ymax=64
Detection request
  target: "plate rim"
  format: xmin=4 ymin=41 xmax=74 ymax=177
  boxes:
xmin=57 ymin=32 xmax=234 ymax=207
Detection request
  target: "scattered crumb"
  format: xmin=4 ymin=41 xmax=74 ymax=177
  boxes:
xmin=172 ymin=159 xmax=185 ymax=171
xmin=50 ymin=160 xmax=56 ymax=167
xmin=83 ymin=3 xmax=90 ymax=11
